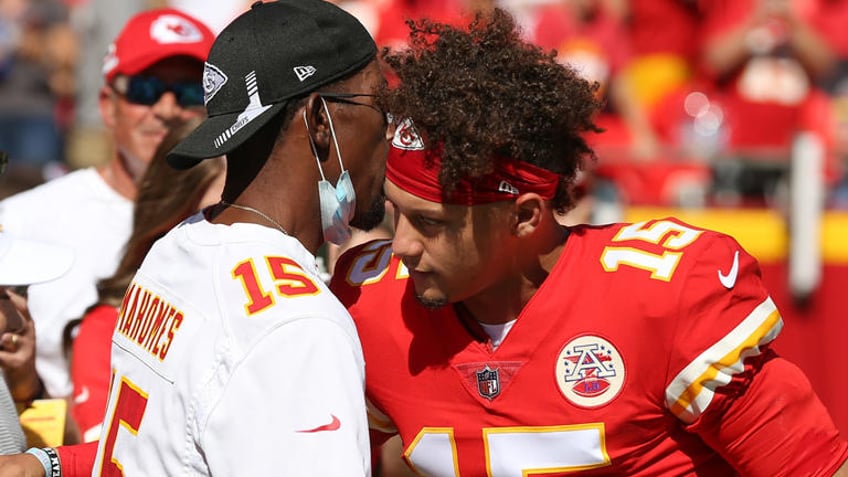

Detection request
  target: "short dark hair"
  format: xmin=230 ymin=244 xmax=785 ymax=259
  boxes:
xmin=380 ymin=9 xmax=603 ymax=212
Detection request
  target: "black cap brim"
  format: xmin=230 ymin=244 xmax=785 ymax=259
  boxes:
xmin=166 ymin=102 xmax=287 ymax=169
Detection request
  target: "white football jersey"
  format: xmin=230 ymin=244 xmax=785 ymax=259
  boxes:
xmin=91 ymin=213 xmax=370 ymax=476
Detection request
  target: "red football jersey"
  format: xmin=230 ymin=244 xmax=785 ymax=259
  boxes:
xmin=331 ymin=217 xmax=848 ymax=477
xmin=70 ymin=304 xmax=118 ymax=442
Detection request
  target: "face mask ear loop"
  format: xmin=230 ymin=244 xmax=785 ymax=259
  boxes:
xmin=320 ymin=97 xmax=345 ymax=173
xmin=302 ymin=109 xmax=327 ymax=181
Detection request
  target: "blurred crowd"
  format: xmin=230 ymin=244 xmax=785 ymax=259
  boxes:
xmin=3 ymin=0 xmax=848 ymax=212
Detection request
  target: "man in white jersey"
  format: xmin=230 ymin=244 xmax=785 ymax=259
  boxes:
xmin=0 ymin=0 xmax=392 ymax=475
xmin=0 ymin=9 xmax=215 ymax=398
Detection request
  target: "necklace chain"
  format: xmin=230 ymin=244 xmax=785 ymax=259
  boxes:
xmin=220 ymin=201 xmax=289 ymax=236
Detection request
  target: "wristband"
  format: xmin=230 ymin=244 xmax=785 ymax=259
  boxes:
xmin=25 ymin=447 xmax=61 ymax=477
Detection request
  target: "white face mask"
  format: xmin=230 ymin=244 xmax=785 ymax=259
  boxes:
xmin=303 ymin=98 xmax=356 ymax=245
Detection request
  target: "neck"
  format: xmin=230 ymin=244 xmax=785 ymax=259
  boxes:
xmin=460 ymin=221 xmax=568 ymax=325
xmin=216 ymin=179 xmax=324 ymax=255
xmin=459 ymin=275 xmax=532 ymax=325
xmin=216 ymin=123 xmax=332 ymax=255
xmin=220 ymin=201 xmax=290 ymax=236
xmin=98 ymin=155 xmax=139 ymax=200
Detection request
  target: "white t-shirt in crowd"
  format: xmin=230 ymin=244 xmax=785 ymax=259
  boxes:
xmin=92 ymin=214 xmax=370 ymax=475
xmin=0 ymin=168 xmax=133 ymax=397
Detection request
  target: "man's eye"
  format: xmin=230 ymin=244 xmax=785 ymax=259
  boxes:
xmin=417 ymin=216 xmax=442 ymax=227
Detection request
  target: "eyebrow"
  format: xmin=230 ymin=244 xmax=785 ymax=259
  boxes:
xmin=387 ymin=194 xmax=446 ymax=217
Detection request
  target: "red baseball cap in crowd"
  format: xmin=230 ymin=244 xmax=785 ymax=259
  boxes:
xmin=102 ymin=8 xmax=216 ymax=83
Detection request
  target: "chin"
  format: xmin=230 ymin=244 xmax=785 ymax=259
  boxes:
xmin=415 ymin=292 xmax=448 ymax=309
xmin=350 ymin=193 xmax=386 ymax=231
xmin=412 ymin=281 xmax=450 ymax=309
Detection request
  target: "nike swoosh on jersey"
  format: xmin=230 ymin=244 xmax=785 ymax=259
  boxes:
xmin=296 ymin=414 xmax=341 ymax=433
xmin=718 ymin=250 xmax=740 ymax=289
xmin=74 ymin=386 xmax=90 ymax=405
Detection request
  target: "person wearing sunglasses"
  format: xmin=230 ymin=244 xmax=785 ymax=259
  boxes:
xmin=109 ymin=75 xmax=206 ymax=110
xmin=0 ymin=8 xmax=214 ymax=405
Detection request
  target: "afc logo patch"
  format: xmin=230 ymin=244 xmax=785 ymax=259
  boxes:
xmin=555 ymin=335 xmax=625 ymax=408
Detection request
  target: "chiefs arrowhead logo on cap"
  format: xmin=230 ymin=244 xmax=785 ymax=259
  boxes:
xmin=150 ymin=14 xmax=205 ymax=44
xmin=202 ymin=62 xmax=228 ymax=105
xmin=392 ymin=118 xmax=425 ymax=151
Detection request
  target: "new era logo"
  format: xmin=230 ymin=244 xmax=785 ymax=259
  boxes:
xmin=294 ymin=65 xmax=316 ymax=82
xmin=498 ymin=181 xmax=519 ymax=195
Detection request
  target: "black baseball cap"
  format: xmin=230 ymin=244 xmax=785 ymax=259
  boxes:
xmin=167 ymin=0 xmax=377 ymax=169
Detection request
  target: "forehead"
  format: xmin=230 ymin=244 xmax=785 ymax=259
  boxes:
xmin=385 ymin=179 xmax=442 ymax=212
xmin=385 ymin=179 xmax=474 ymax=223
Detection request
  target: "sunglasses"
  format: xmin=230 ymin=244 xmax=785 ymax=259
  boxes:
xmin=319 ymin=92 xmax=395 ymax=129
xmin=111 ymin=75 xmax=205 ymax=108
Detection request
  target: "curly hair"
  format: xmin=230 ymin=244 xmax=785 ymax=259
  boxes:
xmin=380 ymin=9 xmax=602 ymax=212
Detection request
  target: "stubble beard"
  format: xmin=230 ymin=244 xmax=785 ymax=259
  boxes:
xmin=350 ymin=192 xmax=386 ymax=231
xmin=415 ymin=294 xmax=448 ymax=309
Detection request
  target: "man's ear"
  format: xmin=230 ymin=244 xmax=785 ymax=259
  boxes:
xmin=98 ymin=86 xmax=118 ymax=130
xmin=512 ymin=193 xmax=544 ymax=238
xmin=304 ymin=94 xmax=331 ymax=162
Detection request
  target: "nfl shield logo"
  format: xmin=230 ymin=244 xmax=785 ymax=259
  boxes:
xmin=476 ymin=365 xmax=500 ymax=400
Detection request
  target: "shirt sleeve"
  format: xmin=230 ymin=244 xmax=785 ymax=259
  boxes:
xmin=688 ymin=351 xmax=848 ymax=477
xmin=664 ymin=231 xmax=848 ymax=475
xmin=366 ymin=396 xmax=398 ymax=448
xmin=664 ymin=235 xmax=779 ymax=425
xmin=200 ymin=316 xmax=370 ymax=476
xmin=56 ymin=441 xmax=98 ymax=477
xmin=70 ymin=306 xmax=117 ymax=442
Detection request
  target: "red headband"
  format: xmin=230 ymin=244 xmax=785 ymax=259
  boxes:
xmin=386 ymin=119 xmax=560 ymax=205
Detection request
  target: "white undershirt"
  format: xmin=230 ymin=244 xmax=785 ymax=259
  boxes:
xmin=479 ymin=319 xmax=518 ymax=349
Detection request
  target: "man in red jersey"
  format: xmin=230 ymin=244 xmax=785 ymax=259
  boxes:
xmin=0 ymin=0 xmax=390 ymax=475
xmin=330 ymin=9 xmax=848 ymax=477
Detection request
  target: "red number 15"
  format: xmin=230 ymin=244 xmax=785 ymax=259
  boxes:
xmin=233 ymin=256 xmax=320 ymax=315
xmin=99 ymin=378 xmax=148 ymax=476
